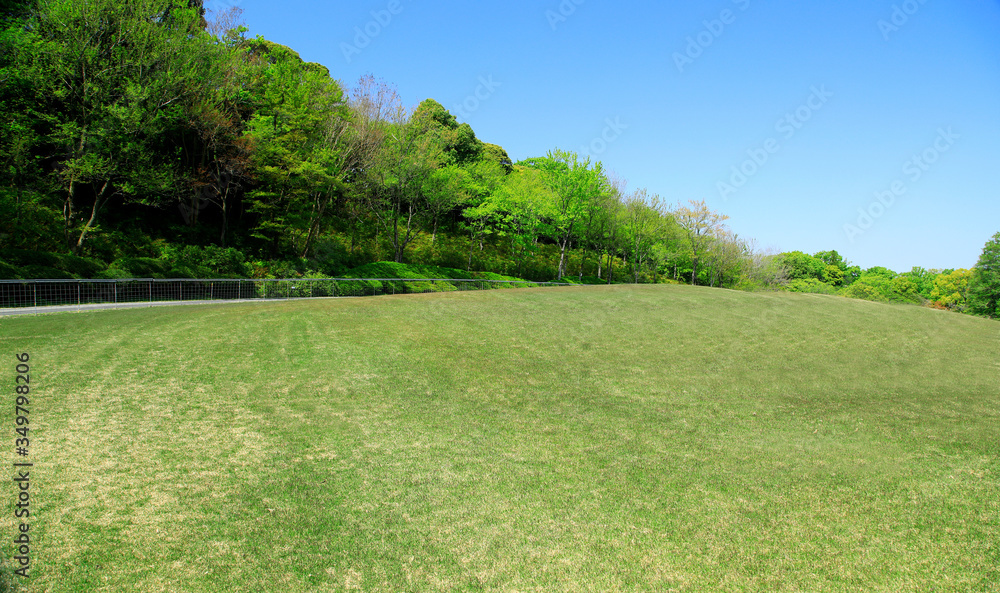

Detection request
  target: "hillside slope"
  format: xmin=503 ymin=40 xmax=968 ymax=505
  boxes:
xmin=3 ymin=285 xmax=998 ymax=591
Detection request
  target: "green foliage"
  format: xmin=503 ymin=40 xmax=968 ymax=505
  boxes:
xmin=244 ymin=38 xmax=350 ymax=258
xmin=900 ymin=266 xmax=937 ymax=299
xmin=343 ymin=261 xmax=527 ymax=283
xmin=106 ymin=257 xmax=211 ymax=279
xmin=785 ymin=277 xmax=840 ymax=295
xmin=413 ymin=99 xmax=483 ymax=165
xmin=0 ymin=0 xmax=981 ymax=311
xmin=0 ymin=259 xmax=21 ymax=279
xmin=863 ymin=266 xmax=897 ymax=279
xmin=520 ymin=150 xmax=609 ymax=279
xmin=967 ymin=232 xmax=1000 ymax=318
xmin=840 ymin=268 xmax=923 ymax=304
xmin=0 ymin=249 xmax=107 ymax=278
xmin=929 ymin=268 xmax=971 ymax=311
xmin=821 ymin=264 xmax=844 ymax=286
xmin=813 ymin=249 xmax=845 ymax=269
xmin=333 ymin=261 xmax=538 ymax=294
xmin=778 ymin=251 xmax=828 ymax=281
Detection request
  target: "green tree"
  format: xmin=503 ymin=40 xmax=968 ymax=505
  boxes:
xmin=482 ymin=167 xmax=554 ymax=277
xmin=778 ymin=251 xmax=827 ymax=281
xmin=422 ymin=164 xmax=470 ymax=245
xmin=929 ymin=269 xmax=971 ymax=310
xmin=672 ymin=200 xmax=728 ymax=285
xmin=24 ymin=0 xmax=219 ymax=253
xmin=620 ymin=189 xmax=666 ymax=283
xmin=355 ymin=90 xmax=445 ymax=263
xmin=521 ymin=150 xmax=607 ymax=280
xmin=841 ymin=267 xmax=922 ymax=304
xmin=967 ymin=232 xmax=1000 ymax=318
xmin=458 ymin=157 xmax=507 ymax=271
xmin=244 ymin=40 xmax=352 ymax=258
xmin=900 ymin=266 xmax=937 ymax=299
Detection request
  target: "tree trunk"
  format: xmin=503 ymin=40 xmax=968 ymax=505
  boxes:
xmin=467 ymin=229 xmax=476 ymax=271
xmin=219 ymin=184 xmax=229 ymax=247
xmin=73 ymin=180 xmax=111 ymax=255
xmin=64 ymin=177 xmax=76 ymax=248
xmin=301 ymin=190 xmax=335 ymax=258
xmin=558 ymin=236 xmax=570 ymax=280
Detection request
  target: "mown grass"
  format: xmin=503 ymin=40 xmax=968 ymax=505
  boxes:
xmin=1 ymin=285 xmax=998 ymax=591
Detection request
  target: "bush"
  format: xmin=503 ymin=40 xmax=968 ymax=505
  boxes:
xmin=157 ymin=244 xmax=252 ymax=278
xmin=784 ymin=278 xmax=839 ymax=295
xmin=0 ymin=249 xmax=108 ymax=279
xmin=108 ymin=257 xmax=201 ymax=279
xmin=19 ymin=265 xmax=74 ymax=279
xmin=840 ymin=272 xmax=923 ymax=304
xmin=0 ymin=259 xmax=23 ymax=279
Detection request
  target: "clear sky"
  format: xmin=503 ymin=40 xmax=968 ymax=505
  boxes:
xmin=208 ymin=0 xmax=1000 ymax=272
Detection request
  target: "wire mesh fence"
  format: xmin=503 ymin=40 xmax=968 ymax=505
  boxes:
xmin=0 ymin=278 xmax=572 ymax=313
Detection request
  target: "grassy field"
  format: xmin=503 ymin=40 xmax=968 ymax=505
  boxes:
xmin=1 ymin=285 xmax=998 ymax=592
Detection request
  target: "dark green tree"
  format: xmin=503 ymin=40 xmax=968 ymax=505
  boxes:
xmin=967 ymin=232 xmax=1000 ymax=318
xmin=18 ymin=0 xmax=222 ymax=253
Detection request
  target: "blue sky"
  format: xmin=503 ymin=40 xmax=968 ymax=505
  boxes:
xmin=209 ymin=0 xmax=1000 ymax=272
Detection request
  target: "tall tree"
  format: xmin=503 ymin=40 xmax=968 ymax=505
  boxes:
xmin=929 ymin=269 xmax=971 ymax=310
xmin=620 ymin=189 xmax=664 ymax=283
xmin=595 ymin=173 xmax=626 ymax=283
xmin=672 ymin=200 xmax=728 ymax=285
xmin=353 ymin=88 xmax=443 ymax=263
xmin=521 ymin=150 xmax=607 ymax=280
xmin=967 ymin=232 xmax=1000 ymax=318
xmin=21 ymin=0 xmax=222 ymax=253
xmin=488 ymin=167 xmax=554 ymax=277
xmin=245 ymin=40 xmax=353 ymax=258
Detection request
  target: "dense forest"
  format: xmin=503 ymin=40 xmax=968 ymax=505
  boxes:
xmin=1 ymin=0 xmax=998 ymax=317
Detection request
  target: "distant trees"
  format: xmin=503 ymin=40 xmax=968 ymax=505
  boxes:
xmin=927 ymin=269 xmax=970 ymax=310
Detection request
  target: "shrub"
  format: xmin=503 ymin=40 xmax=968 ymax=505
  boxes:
xmin=784 ymin=278 xmax=839 ymax=295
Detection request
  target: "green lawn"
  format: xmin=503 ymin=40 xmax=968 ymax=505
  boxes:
xmin=2 ymin=285 xmax=998 ymax=592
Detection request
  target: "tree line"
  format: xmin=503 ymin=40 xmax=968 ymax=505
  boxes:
xmin=1 ymin=0 xmax=997 ymax=317
xmin=777 ymin=239 xmax=1000 ymax=318
xmin=0 ymin=0 xmax=778 ymax=287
